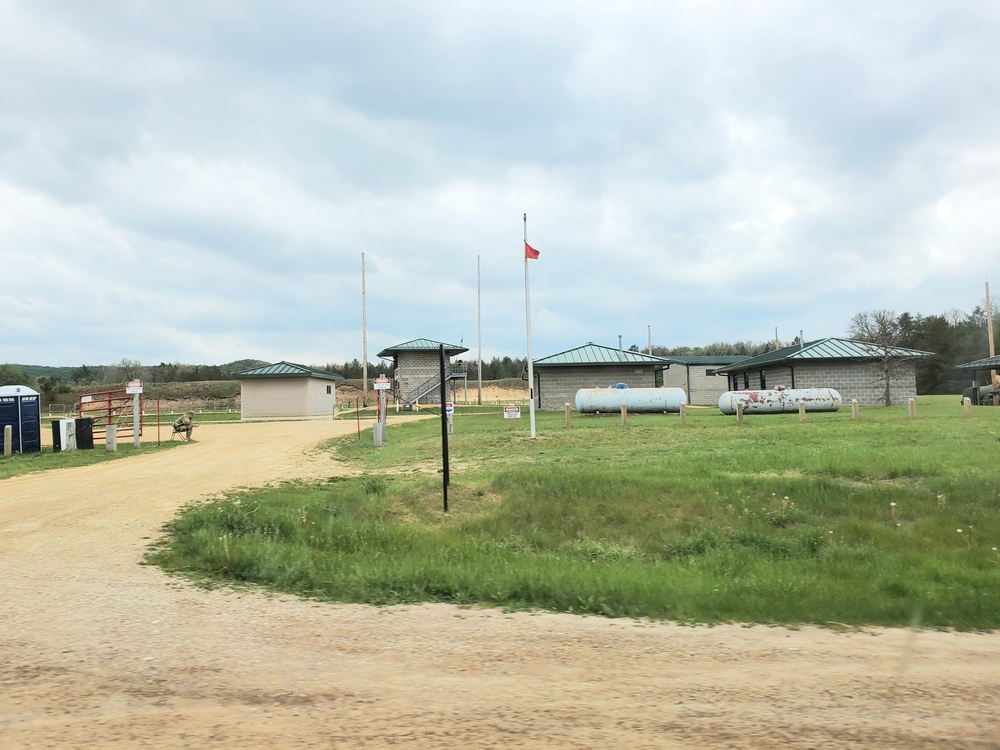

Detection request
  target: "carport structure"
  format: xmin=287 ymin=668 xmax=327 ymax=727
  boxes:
xmin=956 ymin=354 xmax=1000 ymax=405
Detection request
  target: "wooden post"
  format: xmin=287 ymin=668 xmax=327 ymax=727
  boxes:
xmin=851 ymin=399 xmax=859 ymax=421
xmin=106 ymin=424 xmax=117 ymax=452
xmin=680 ymin=403 xmax=687 ymax=425
xmin=964 ymin=396 xmax=972 ymax=417
xmin=620 ymin=404 xmax=628 ymax=427
xmin=908 ymin=398 xmax=916 ymax=418
xmin=736 ymin=402 xmax=744 ymax=425
xmin=798 ymin=401 xmax=806 ymax=423
xmin=3 ymin=425 xmax=11 ymax=456
xmin=564 ymin=403 xmax=571 ymax=429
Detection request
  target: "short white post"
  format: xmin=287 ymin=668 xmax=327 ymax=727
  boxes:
xmin=106 ymin=424 xmax=117 ymax=452
xmin=3 ymin=425 xmax=11 ymax=456
xmin=736 ymin=402 xmax=744 ymax=425
xmin=798 ymin=401 xmax=806 ymax=423
xmin=679 ymin=403 xmax=687 ymax=425
xmin=908 ymin=398 xmax=916 ymax=418
xmin=620 ymin=404 xmax=628 ymax=427
xmin=564 ymin=403 xmax=571 ymax=429
xmin=851 ymin=399 xmax=860 ymax=421
xmin=964 ymin=396 xmax=972 ymax=417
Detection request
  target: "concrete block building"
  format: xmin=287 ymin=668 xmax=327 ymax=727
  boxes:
xmin=712 ymin=338 xmax=934 ymax=406
xmin=377 ymin=338 xmax=469 ymax=405
xmin=234 ymin=361 xmax=344 ymax=420
xmin=533 ymin=343 xmax=674 ymax=411
xmin=660 ymin=355 xmax=749 ymax=406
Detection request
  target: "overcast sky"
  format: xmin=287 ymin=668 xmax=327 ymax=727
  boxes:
xmin=3 ymin=1 xmax=999 ymax=368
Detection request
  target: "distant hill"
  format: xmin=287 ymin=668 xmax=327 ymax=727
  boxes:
xmin=16 ymin=365 xmax=75 ymax=380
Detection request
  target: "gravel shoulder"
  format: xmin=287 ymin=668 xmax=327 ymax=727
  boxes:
xmin=1 ymin=418 xmax=998 ymax=749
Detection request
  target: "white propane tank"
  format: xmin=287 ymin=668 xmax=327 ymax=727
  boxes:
xmin=718 ymin=388 xmax=842 ymax=415
xmin=575 ymin=387 xmax=687 ymax=414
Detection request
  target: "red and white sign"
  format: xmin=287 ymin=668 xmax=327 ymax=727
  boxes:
xmin=445 ymin=402 xmax=454 ymax=414
xmin=373 ymin=377 xmax=391 ymax=391
xmin=126 ymin=380 xmax=143 ymax=395
xmin=503 ymin=405 xmax=521 ymax=419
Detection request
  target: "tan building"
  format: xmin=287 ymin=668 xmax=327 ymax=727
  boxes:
xmin=234 ymin=361 xmax=344 ymax=420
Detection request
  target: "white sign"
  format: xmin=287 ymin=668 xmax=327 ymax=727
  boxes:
xmin=126 ymin=380 xmax=143 ymax=395
xmin=445 ymin=402 xmax=454 ymax=413
xmin=504 ymin=405 xmax=521 ymax=419
xmin=373 ymin=377 xmax=391 ymax=391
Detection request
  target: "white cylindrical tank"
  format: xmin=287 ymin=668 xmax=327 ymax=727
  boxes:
xmin=718 ymin=388 xmax=842 ymax=415
xmin=575 ymin=387 xmax=687 ymax=414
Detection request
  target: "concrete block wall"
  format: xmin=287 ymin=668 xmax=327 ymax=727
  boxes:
xmin=537 ymin=365 xmax=658 ymax=411
xmin=793 ymin=361 xmax=918 ymax=406
xmin=661 ymin=365 xmax=731 ymax=406
xmin=241 ymin=379 xmax=308 ymax=419
xmin=395 ymin=351 xmax=452 ymax=404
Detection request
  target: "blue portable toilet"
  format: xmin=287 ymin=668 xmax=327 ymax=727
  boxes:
xmin=0 ymin=385 xmax=42 ymax=454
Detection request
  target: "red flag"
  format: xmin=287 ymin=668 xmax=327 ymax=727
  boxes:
xmin=524 ymin=241 xmax=540 ymax=259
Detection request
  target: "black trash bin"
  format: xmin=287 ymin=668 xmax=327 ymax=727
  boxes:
xmin=52 ymin=420 xmax=63 ymax=452
xmin=75 ymin=417 xmax=94 ymax=449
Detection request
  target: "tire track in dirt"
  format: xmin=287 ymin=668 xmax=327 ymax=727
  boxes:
xmin=1 ymin=418 xmax=999 ymax=749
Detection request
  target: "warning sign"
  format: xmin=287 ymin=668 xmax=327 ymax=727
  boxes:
xmin=373 ymin=377 xmax=391 ymax=391
xmin=503 ymin=405 xmax=521 ymax=419
xmin=126 ymin=380 xmax=143 ymax=395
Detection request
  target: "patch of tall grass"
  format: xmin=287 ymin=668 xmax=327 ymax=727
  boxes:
xmin=148 ymin=396 xmax=1000 ymax=629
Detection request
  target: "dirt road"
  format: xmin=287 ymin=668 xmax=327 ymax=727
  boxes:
xmin=1 ymin=419 xmax=998 ymax=749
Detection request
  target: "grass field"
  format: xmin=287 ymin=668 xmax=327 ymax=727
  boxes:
xmin=95 ymin=396 xmax=1000 ymax=628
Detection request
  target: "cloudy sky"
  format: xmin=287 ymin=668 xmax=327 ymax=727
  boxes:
xmin=3 ymin=1 xmax=999 ymax=368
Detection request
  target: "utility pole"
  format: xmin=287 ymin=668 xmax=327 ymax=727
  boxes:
xmin=361 ymin=252 xmax=368 ymax=407
xmin=477 ymin=255 xmax=483 ymax=405
xmin=986 ymin=281 xmax=996 ymax=386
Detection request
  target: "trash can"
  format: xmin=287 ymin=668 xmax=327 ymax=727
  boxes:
xmin=75 ymin=417 xmax=95 ymax=450
xmin=52 ymin=420 xmax=62 ymax=452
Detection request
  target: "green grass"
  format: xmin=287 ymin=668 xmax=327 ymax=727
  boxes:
xmin=150 ymin=394 xmax=1000 ymax=628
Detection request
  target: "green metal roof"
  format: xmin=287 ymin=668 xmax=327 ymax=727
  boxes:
xmin=377 ymin=338 xmax=469 ymax=357
xmin=534 ymin=343 xmax=674 ymax=367
xmin=713 ymin=338 xmax=934 ymax=373
xmin=956 ymin=355 xmax=1000 ymax=370
xmin=234 ymin=361 xmax=345 ymax=381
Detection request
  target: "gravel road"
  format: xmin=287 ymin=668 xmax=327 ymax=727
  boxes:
xmin=1 ymin=418 xmax=998 ymax=749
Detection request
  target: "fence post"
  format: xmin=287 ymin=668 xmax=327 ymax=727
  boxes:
xmin=106 ymin=424 xmax=117 ymax=452
xmin=620 ymin=404 xmax=628 ymax=427
xmin=908 ymin=398 xmax=916 ymax=418
xmin=851 ymin=399 xmax=859 ymax=421
xmin=564 ymin=403 xmax=571 ymax=429
xmin=798 ymin=401 xmax=807 ymax=423
xmin=736 ymin=402 xmax=744 ymax=425
xmin=3 ymin=425 xmax=11 ymax=456
xmin=963 ymin=396 xmax=972 ymax=417
xmin=680 ymin=403 xmax=687 ymax=425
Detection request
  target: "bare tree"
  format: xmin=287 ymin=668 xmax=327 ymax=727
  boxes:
xmin=115 ymin=358 xmax=144 ymax=382
xmin=848 ymin=309 xmax=907 ymax=406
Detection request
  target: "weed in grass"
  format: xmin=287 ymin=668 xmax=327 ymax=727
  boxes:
xmin=147 ymin=398 xmax=1000 ymax=630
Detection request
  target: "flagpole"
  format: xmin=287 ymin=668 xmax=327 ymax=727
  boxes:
xmin=524 ymin=212 xmax=536 ymax=438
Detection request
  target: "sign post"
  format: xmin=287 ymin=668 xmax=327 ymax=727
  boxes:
xmin=126 ymin=380 xmax=143 ymax=447
xmin=445 ymin=401 xmax=454 ymax=434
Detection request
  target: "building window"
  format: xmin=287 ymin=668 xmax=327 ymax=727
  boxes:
xmin=326 ymin=385 xmax=332 ymax=394
xmin=743 ymin=373 xmax=750 ymax=389
xmin=705 ymin=369 xmax=716 ymax=376
xmin=760 ymin=370 xmax=766 ymax=389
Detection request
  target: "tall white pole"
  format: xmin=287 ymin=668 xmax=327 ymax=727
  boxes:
xmin=477 ymin=255 xmax=483 ymax=405
xmin=524 ymin=213 xmax=536 ymax=438
xmin=647 ymin=324 xmax=652 ymax=355
xmin=361 ymin=252 xmax=368 ymax=407
xmin=986 ymin=281 xmax=996 ymax=385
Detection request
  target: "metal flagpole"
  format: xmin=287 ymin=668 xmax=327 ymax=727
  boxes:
xmin=361 ymin=252 xmax=368 ymax=407
xmin=524 ymin=213 xmax=536 ymax=438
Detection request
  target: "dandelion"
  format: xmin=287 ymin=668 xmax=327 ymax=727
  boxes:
xmin=957 ymin=528 xmax=963 ymax=533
